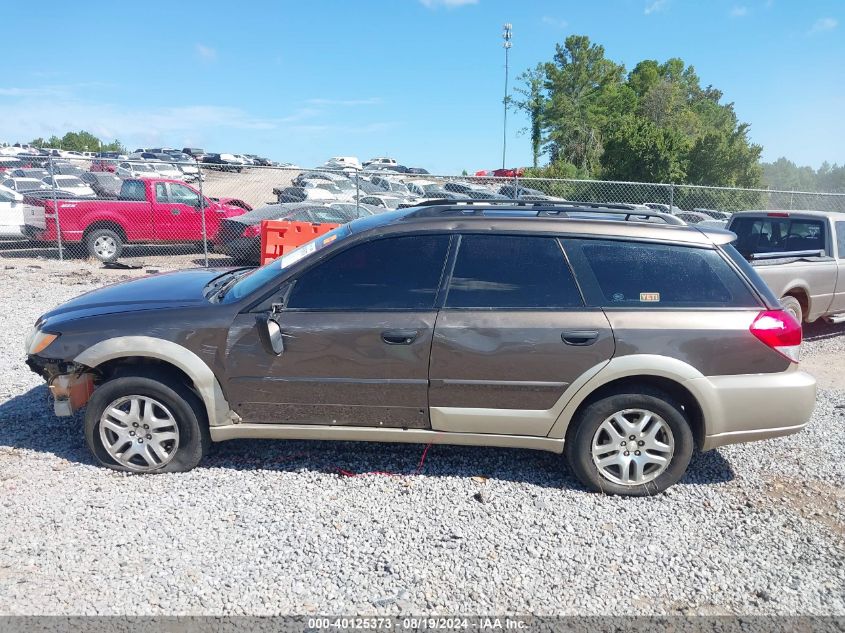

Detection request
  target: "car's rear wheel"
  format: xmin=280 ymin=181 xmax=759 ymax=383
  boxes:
xmin=565 ymin=389 xmax=693 ymax=496
xmin=85 ymin=228 xmax=124 ymax=262
xmin=781 ymin=296 xmax=803 ymax=325
xmin=84 ymin=375 xmax=208 ymax=473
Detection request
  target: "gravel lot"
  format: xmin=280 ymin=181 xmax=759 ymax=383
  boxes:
xmin=0 ymin=261 xmax=843 ymax=616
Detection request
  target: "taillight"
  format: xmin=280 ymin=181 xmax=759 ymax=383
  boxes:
xmin=242 ymin=225 xmax=260 ymax=238
xmin=750 ymin=310 xmax=802 ymax=363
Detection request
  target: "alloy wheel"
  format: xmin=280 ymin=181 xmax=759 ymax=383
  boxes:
xmin=590 ymin=408 xmax=675 ymax=486
xmin=99 ymin=395 xmax=180 ymax=472
xmin=93 ymin=235 xmax=117 ymax=259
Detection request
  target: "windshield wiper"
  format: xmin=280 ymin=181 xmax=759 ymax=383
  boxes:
xmin=213 ymin=270 xmax=251 ymax=302
xmin=204 ymin=270 xmax=244 ymax=300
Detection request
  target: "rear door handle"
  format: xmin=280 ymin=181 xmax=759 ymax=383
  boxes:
xmin=561 ymin=330 xmax=600 ymax=346
xmin=381 ymin=329 xmax=420 ymax=345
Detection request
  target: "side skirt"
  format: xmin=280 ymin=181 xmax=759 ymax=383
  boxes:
xmin=209 ymin=424 xmax=564 ymax=454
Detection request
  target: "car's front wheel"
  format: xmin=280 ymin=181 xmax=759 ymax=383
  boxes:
xmin=565 ymin=388 xmax=694 ymax=496
xmin=84 ymin=375 xmax=209 ymax=473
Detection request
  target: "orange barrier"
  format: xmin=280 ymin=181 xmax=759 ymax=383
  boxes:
xmin=259 ymin=220 xmax=339 ymax=265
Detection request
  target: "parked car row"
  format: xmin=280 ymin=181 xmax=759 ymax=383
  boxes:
xmin=319 ymin=155 xmax=429 ymax=175
xmin=1 ymin=145 xmax=747 ymax=267
xmin=274 ymin=170 xmax=571 ymax=209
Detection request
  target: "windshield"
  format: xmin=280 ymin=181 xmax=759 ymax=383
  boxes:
xmin=56 ymin=177 xmax=84 ymax=187
xmin=134 ymin=163 xmax=155 ymax=172
xmin=221 ymin=224 xmax=353 ymax=303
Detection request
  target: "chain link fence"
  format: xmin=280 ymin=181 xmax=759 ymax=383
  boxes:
xmin=2 ymin=155 xmax=844 ymax=268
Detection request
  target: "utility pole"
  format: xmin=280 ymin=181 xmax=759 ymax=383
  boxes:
xmin=502 ymin=23 xmax=512 ymax=170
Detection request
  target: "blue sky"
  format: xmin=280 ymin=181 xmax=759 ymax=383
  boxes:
xmin=1 ymin=0 xmax=842 ymax=174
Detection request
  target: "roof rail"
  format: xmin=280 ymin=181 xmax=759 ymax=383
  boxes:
xmin=404 ymin=199 xmax=685 ymax=225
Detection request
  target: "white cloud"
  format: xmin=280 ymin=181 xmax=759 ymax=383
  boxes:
xmin=541 ymin=16 xmax=568 ymax=28
xmin=730 ymin=6 xmax=748 ymax=17
xmin=0 ymin=99 xmax=279 ymax=147
xmin=0 ymin=87 xmax=60 ymax=97
xmin=418 ymin=0 xmax=478 ymax=8
xmin=644 ymin=0 xmax=668 ymax=15
xmin=195 ymin=43 xmax=217 ymax=61
xmin=0 ymin=85 xmax=392 ymax=149
xmin=809 ymin=17 xmax=838 ymax=33
xmin=0 ymin=83 xmax=111 ymax=98
xmin=306 ymin=97 xmax=382 ymax=106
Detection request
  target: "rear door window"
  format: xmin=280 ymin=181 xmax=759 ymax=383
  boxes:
xmin=445 ymin=235 xmax=583 ymax=309
xmin=563 ymin=239 xmax=760 ymax=308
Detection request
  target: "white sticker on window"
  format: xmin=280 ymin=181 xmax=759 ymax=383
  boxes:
xmin=640 ymin=292 xmax=660 ymax=302
xmin=280 ymin=241 xmax=316 ymax=268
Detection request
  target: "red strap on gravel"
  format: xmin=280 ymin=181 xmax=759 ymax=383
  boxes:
xmin=334 ymin=443 xmax=432 ymax=478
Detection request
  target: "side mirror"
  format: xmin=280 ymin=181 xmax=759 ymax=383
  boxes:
xmin=257 ymin=313 xmax=285 ymax=355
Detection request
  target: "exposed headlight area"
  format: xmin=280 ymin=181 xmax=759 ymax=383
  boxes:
xmin=26 ymin=329 xmax=59 ymax=355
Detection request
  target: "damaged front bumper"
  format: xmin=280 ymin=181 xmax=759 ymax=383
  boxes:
xmin=26 ymin=355 xmax=95 ymax=417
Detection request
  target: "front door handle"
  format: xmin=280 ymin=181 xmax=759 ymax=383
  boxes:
xmin=381 ymin=329 xmax=420 ymax=345
xmin=170 ymin=208 xmax=181 ymax=215
xmin=561 ymin=330 xmax=600 ymax=346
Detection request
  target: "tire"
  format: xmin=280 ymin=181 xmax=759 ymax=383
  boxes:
xmin=781 ymin=296 xmax=803 ymax=325
xmin=565 ymin=388 xmax=694 ymax=496
xmin=85 ymin=228 xmax=124 ymax=263
xmin=84 ymin=375 xmax=209 ymax=473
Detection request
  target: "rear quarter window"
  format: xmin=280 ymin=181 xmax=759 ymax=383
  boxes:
xmin=563 ymin=239 xmax=760 ymax=308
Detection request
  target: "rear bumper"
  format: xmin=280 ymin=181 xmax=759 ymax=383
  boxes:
xmin=690 ymin=368 xmax=817 ymax=450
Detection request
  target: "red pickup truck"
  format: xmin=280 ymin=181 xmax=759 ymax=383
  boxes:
xmin=24 ymin=178 xmax=250 ymax=262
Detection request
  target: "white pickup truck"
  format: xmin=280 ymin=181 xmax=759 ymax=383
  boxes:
xmin=727 ymin=210 xmax=845 ymax=324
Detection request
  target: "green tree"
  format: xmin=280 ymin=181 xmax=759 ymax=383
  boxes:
xmin=100 ymin=139 xmax=126 ymax=153
xmin=60 ymin=130 xmax=103 ymax=152
xmin=512 ymin=63 xmax=546 ymax=168
xmin=761 ymin=158 xmax=845 ymax=193
xmin=29 ymin=132 xmax=124 ymax=154
xmin=601 ymin=116 xmax=688 ymax=182
xmin=542 ymin=35 xmax=626 ymax=173
xmin=686 ymin=125 xmax=762 ymax=187
xmin=516 ymin=36 xmax=765 ymax=189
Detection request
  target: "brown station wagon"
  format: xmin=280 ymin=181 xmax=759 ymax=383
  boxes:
xmin=25 ymin=200 xmax=817 ymax=495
